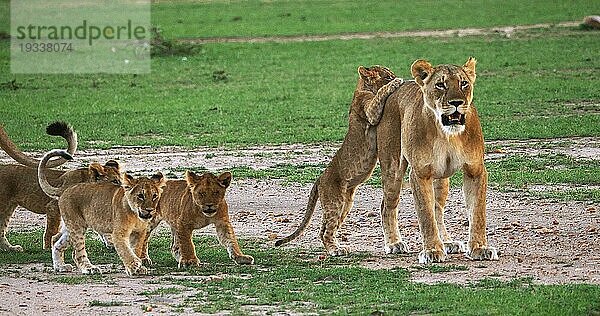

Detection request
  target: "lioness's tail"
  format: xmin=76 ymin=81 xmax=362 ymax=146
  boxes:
xmin=38 ymin=149 xmax=74 ymax=199
xmin=275 ymin=179 xmax=320 ymax=246
xmin=0 ymin=121 xmax=77 ymax=168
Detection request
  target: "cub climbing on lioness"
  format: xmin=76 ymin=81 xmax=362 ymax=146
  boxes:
xmin=52 ymin=170 xmax=167 ymax=276
xmin=276 ymin=65 xmax=403 ymax=255
xmin=0 ymin=121 xmax=77 ymax=251
xmin=144 ymin=171 xmax=253 ymax=268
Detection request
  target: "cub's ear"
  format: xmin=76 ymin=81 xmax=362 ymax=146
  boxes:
xmin=151 ymin=172 xmax=167 ymax=189
xmin=411 ymin=59 xmax=433 ymax=87
xmin=88 ymin=162 xmax=105 ymax=181
xmin=463 ymin=57 xmax=477 ymax=82
xmin=217 ymin=172 xmax=232 ymax=188
xmin=104 ymin=160 xmax=121 ymax=172
xmin=357 ymin=66 xmax=369 ymax=78
xmin=122 ymin=173 xmax=136 ymax=189
xmin=185 ymin=170 xmax=201 ymax=186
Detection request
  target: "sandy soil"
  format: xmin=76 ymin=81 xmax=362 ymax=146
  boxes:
xmin=1 ymin=137 xmax=599 ymax=315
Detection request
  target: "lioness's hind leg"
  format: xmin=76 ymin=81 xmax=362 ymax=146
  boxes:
xmin=433 ymin=179 xmax=466 ymax=254
xmin=379 ymin=158 xmax=409 ymax=254
xmin=0 ymin=203 xmax=23 ymax=252
xmin=44 ymin=202 xmax=61 ymax=250
xmin=318 ymin=186 xmax=349 ymax=256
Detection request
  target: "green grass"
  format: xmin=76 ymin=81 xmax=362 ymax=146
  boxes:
xmin=1 ymin=28 xmax=599 ymax=150
xmin=1 ymin=230 xmax=599 ymax=315
xmin=88 ymin=300 xmax=124 ymax=307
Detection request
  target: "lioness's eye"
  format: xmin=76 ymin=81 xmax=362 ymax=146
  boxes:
xmin=137 ymin=193 xmax=145 ymax=200
xmin=435 ymin=82 xmax=446 ymax=90
xmin=460 ymin=80 xmax=470 ymax=89
xmin=152 ymin=193 xmax=158 ymax=200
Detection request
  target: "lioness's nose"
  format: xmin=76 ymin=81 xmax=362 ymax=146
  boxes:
xmin=448 ymin=100 xmax=464 ymax=107
xmin=145 ymin=208 xmax=154 ymax=213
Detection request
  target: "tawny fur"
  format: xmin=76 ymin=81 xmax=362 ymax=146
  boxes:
xmin=376 ymin=57 xmax=498 ymax=263
xmin=275 ymin=66 xmax=403 ymax=255
xmin=52 ymin=173 xmax=167 ymax=276
xmin=37 ymin=149 xmax=122 ymax=199
xmin=145 ymin=171 xmax=253 ymax=268
xmin=0 ymin=122 xmax=77 ymax=251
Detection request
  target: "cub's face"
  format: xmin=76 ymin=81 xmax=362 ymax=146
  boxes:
xmin=185 ymin=171 xmax=231 ymax=217
xmin=88 ymin=160 xmax=122 ymax=185
xmin=122 ymin=172 xmax=167 ymax=220
xmin=411 ymin=57 xmax=477 ymax=135
xmin=358 ymin=65 xmax=397 ymax=93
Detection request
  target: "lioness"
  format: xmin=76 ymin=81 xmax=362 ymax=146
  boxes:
xmin=37 ymin=149 xmax=122 ymax=199
xmin=377 ymin=57 xmax=498 ymax=263
xmin=145 ymin=171 xmax=253 ymax=268
xmin=52 ymin=172 xmax=167 ymax=275
xmin=276 ymin=66 xmax=403 ymax=255
xmin=0 ymin=122 xmax=77 ymax=251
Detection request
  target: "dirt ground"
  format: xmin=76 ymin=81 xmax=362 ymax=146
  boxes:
xmin=0 ymin=137 xmax=599 ymax=315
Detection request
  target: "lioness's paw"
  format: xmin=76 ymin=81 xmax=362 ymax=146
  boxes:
xmin=467 ymin=246 xmax=499 ymax=261
xmin=141 ymin=257 xmax=153 ymax=266
xmin=125 ymin=261 xmax=147 ymax=276
xmin=444 ymin=241 xmax=467 ymax=254
xmin=418 ymin=249 xmax=446 ymax=264
xmin=80 ymin=264 xmax=102 ymax=275
xmin=234 ymin=255 xmax=254 ymax=265
xmin=178 ymin=258 xmax=200 ymax=269
xmin=385 ymin=241 xmax=409 ymax=254
xmin=54 ymin=263 xmax=73 ymax=273
xmin=328 ymin=246 xmax=350 ymax=256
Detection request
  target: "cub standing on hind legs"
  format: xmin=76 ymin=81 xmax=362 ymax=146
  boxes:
xmin=145 ymin=171 xmax=253 ymax=268
xmin=0 ymin=121 xmax=77 ymax=251
xmin=276 ymin=65 xmax=403 ymax=255
xmin=50 ymin=165 xmax=167 ymax=276
xmin=376 ymin=57 xmax=498 ymax=263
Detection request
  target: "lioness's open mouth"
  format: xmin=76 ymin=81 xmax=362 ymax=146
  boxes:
xmin=442 ymin=112 xmax=465 ymax=126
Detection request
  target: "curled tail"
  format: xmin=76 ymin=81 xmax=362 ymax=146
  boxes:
xmin=38 ymin=149 xmax=74 ymax=199
xmin=0 ymin=121 xmax=77 ymax=168
xmin=275 ymin=179 xmax=320 ymax=246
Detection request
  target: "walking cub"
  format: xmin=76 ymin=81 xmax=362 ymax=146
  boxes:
xmin=146 ymin=171 xmax=253 ymax=268
xmin=276 ymin=66 xmax=403 ymax=255
xmin=52 ymin=172 xmax=167 ymax=275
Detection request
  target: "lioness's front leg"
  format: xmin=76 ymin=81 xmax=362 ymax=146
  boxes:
xmin=434 ymin=178 xmax=466 ymax=254
xmin=173 ymin=225 xmax=199 ymax=268
xmin=0 ymin=203 xmax=23 ymax=252
xmin=463 ymin=165 xmax=498 ymax=261
xmin=112 ymin=230 xmax=146 ymax=276
xmin=411 ymin=171 xmax=446 ymax=264
xmin=215 ymin=221 xmax=254 ymax=265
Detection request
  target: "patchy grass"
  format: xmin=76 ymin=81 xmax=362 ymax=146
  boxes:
xmin=2 ymin=230 xmax=599 ymax=314
xmin=88 ymin=300 xmax=125 ymax=307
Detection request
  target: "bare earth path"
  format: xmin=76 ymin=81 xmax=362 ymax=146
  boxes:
xmin=1 ymin=137 xmax=599 ymax=315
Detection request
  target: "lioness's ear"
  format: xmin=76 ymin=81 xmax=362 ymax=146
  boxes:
xmin=218 ymin=172 xmax=232 ymax=188
xmin=122 ymin=173 xmax=135 ymax=189
xmin=411 ymin=59 xmax=433 ymax=87
xmin=463 ymin=57 xmax=477 ymax=82
xmin=104 ymin=160 xmax=120 ymax=172
xmin=185 ymin=170 xmax=200 ymax=186
xmin=88 ymin=162 xmax=105 ymax=181
xmin=151 ymin=172 xmax=167 ymax=189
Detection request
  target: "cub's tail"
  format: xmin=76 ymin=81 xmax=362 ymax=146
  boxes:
xmin=38 ymin=149 xmax=74 ymax=199
xmin=0 ymin=121 xmax=77 ymax=168
xmin=275 ymin=179 xmax=320 ymax=247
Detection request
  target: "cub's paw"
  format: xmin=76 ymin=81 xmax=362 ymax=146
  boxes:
xmin=141 ymin=257 xmax=153 ymax=266
xmin=80 ymin=264 xmax=102 ymax=275
xmin=444 ymin=241 xmax=467 ymax=254
xmin=53 ymin=263 xmax=73 ymax=273
xmin=234 ymin=254 xmax=254 ymax=265
xmin=467 ymin=246 xmax=499 ymax=261
xmin=327 ymin=246 xmax=350 ymax=257
xmin=178 ymin=257 xmax=200 ymax=269
xmin=1 ymin=244 xmax=24 ymax=252
xmin=385 ymin=241 xmax=409 ymax=254
xmin=418 ymin=248 xmax=446 ymax=264
xmin=125 ymin=261 xmax=147 ymax=276
xmin=388 ymin=78 xmax=404 ymax=90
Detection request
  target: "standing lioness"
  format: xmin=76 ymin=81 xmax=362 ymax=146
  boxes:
xmin=377 ymin=58 xmax=498 ymax=263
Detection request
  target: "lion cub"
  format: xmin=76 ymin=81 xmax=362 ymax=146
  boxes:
xmin=146 ymin=171 xmax=253 ymax=268
xmin=276 ymin=66 xmax=403 ymax=255
xmin=52 ymin=172 xmax=167 ymax=276
xmin=0 ymin=121 xmax=77 ymax=251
